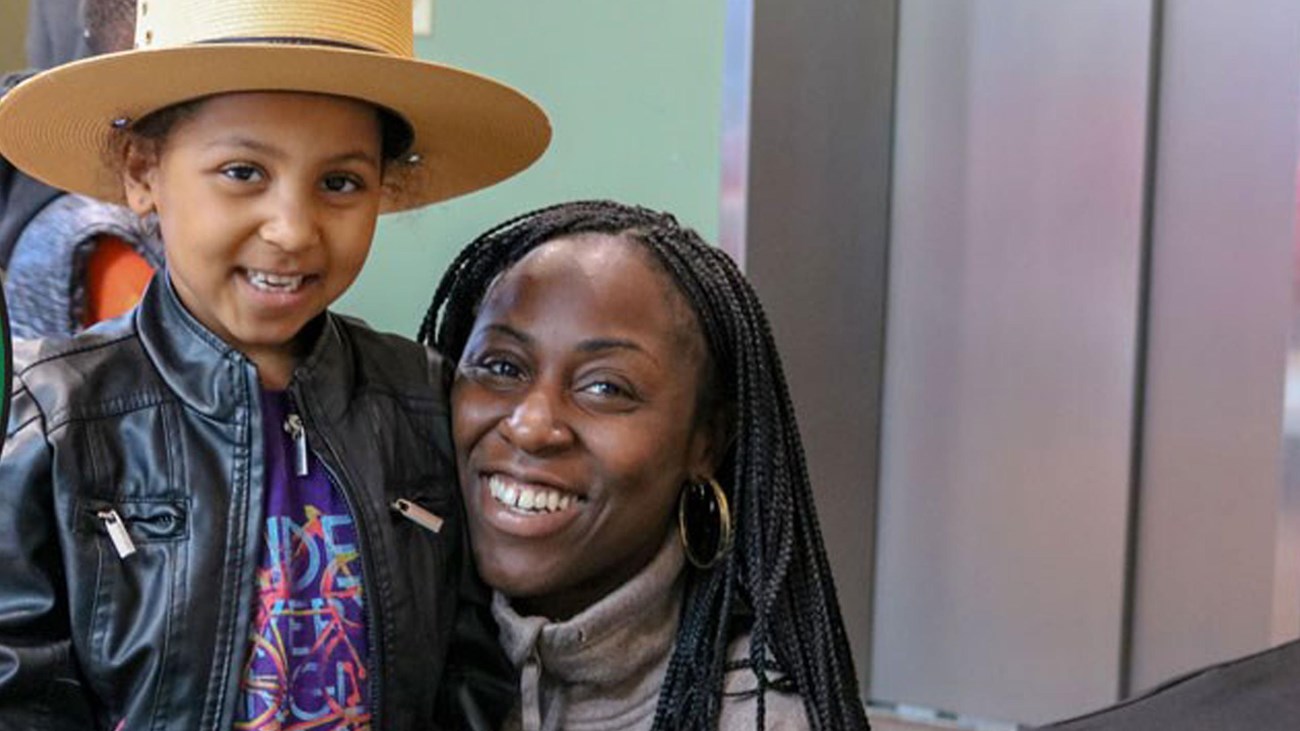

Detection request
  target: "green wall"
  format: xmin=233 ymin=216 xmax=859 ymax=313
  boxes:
xmin=1 ymin=1 xmax=30 ymax=72
xmin=337 ymin=1 xmax=727 ymax=335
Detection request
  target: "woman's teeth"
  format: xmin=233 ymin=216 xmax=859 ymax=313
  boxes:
xmin=489 ymin=474 xmax=576 ymax=514
xmin=246 ymin=269 xmax=306 ymax=292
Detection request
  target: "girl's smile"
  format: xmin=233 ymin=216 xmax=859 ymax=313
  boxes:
xmin=123 ymin=92 xmax=385 ymax=387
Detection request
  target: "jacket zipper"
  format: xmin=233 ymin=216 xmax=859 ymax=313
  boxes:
xmin=283 ymin=413 xmax=309 ymax=477
xmin=97 ymin=509 xmax=137 ymax=559
xmin=287 ymin=389 xmax=385 ymax=730
xmin=391 ymin=498 xmax=444 ymax=534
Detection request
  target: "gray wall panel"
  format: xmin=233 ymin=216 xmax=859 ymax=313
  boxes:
xmin=744 ymin=0 xmax=898 ymax=691
xmin=1130 ymin=0 xmax=1300 ymax=692
xmin=872 ymin=1 xmax=1152 ymax=723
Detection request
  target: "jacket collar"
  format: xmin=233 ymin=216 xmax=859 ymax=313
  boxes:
xmin=492 ymin=532 xmax=685 ymax=701
xmin=136 ymin=270 xmax=354 ymax=421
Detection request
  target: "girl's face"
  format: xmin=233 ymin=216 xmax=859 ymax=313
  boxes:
xmin=124 ymin=92 xmax=384 ymax=383
xmin=451 ymin=235 xmax=716 ymax=620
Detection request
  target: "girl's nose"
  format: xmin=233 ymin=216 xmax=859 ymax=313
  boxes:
xmin=260 ymin=188 xmax=321 ymax=252
xmin=500 ymin=388 xmax=574 ymax=454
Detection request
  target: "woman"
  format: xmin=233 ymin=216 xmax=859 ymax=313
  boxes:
xmin=420 ymin=200 xmax=869 ymax=730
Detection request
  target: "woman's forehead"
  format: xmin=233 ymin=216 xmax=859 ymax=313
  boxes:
xmin=480 ymin=234 xmax=705 ymax=356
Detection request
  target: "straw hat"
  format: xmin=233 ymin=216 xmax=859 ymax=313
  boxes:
xmin=0 ymin=0 xmax=551 ymax=212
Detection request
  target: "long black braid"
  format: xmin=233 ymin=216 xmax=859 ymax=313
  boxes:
xmin=419 ymin=200 xmax=869 ymax=731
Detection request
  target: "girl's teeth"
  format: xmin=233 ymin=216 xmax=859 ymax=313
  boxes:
xmin=247 ymin=270 xmax=306 ymax=292
xmin=488 ymin=474 xmax=577 ymax=514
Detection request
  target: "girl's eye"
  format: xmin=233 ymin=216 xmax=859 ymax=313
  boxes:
xmin=322 ymin=174 xmax=364 ymax=194
xmin=220 ymin=164 xmax=263 ymax=183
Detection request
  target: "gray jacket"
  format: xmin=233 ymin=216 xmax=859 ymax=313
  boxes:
xmin=492 ymin=533 xmax=809 ymax=730
xmin=4 ymin=193 xmax=164 ymax=339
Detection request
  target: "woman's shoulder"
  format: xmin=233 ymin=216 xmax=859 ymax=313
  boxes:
xmin=331 ymin=314 xmax=450 ymax=394
xmin=718 ymin=633 xmax=811 ymax=730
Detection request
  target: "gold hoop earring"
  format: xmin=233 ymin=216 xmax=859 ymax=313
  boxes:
xmin=678 ymin=477 xmax=733 ymax=569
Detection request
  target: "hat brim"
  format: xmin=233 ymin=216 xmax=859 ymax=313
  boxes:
xmin=0 ymin=44 xmax=551 ymax=212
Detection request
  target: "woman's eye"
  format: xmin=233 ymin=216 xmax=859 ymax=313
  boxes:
xmin=484 ymin=359 xmax=522 ymax=378
xmin=577 ymin=379 xmax=641 ymax=405
xmin=462 ymin=356 xmax=526 ymax=385
xmin=322 ymin=174 xmax=364 ymax=193
xmin=220 ymin=164 xmax=263 ymax=183
xmin=581 ymin=381 xmax=626 ymax=398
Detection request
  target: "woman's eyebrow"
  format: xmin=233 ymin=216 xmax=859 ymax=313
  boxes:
xmin=577 ymin=337 xmax=644 ymax=355
xmin=481 ymin=325 xmax=655 ymax=363
xmin=483 ymin=323 xmax=530 ymax=344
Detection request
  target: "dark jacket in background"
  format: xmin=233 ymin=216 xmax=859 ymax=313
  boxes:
xmin=0 ymin=72 xmax=65 ymax=270
xmin=1040 ymin=640 xmax=1300 ymax=730
xmin=3 ymin=0 xmax=86 ymax=267
xmin=25 ymin=0 xmax=87 ymax=70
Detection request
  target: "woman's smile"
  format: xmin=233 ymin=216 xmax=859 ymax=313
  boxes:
xmin=472 ymin=472 xmax=588 ymax=539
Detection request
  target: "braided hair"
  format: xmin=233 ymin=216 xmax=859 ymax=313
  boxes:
xmin=420 ymin=200 xmax=869 ymax=731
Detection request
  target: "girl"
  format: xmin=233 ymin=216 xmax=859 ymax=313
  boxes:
xmin=0 ymin=1 xmax=548 ymax=729
xmin=422 ymin=201 xmax=870 ymax=730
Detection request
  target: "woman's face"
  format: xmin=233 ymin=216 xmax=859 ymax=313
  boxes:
xmin=452 ymin=234 xmax=715 ymax=619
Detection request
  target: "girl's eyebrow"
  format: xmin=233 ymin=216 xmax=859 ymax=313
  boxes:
xmin=203 ymin=136 xmax=379 ymax=166
xmin=204 ymin=135 xmax=280 ymax=155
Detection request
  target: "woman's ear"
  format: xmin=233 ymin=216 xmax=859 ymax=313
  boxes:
xmin=687 ymin=401 xmax=735 ymax=479
xmin=121 ymin=139 xmax=160 ymax=216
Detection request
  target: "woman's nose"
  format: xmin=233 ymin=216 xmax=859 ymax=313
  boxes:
xmin=501 ymin=388 xmax=574 ymax=454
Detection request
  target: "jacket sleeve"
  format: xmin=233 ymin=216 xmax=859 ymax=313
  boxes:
xmin=0 ymin=377 xmax=96 ymax=730
xmin=424 ymin=345 xmax=519 ymax=730
xmin=434 ymin=501 xmax=519 ymax=731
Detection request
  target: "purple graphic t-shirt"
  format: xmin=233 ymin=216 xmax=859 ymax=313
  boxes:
xmin=234 ymin=390 xmax=371 ymax=730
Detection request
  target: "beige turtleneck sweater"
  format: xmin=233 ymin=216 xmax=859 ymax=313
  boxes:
xmin=491 ymin=533 xmax=809 ymax=730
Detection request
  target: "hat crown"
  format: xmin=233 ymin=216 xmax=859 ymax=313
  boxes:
xmin=135 ymin=0 xmax=415 ymax=56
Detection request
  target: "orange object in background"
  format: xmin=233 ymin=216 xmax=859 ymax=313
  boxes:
xmin=83 ymin=236 xmax=155 ymax=326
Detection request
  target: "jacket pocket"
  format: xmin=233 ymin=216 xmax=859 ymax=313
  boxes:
xmin=78 ymin=496 xmax=189 ymax=545
xmin=73 ymin=495 xmax=189 ymax=723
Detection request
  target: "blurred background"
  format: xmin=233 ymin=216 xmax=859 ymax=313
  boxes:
xmin=4 ymin=1 xmax=1300 ymax=728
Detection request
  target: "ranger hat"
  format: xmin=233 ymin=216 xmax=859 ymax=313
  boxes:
xmin=0 ymin=0 xmax=551 ymax=211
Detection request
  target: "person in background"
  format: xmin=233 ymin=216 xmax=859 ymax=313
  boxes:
xmin=26 ymin=0 xmax=89 ymax=71
xmin=421 ymin=200 xmax=870 ymax=730
xmin=1038 ymin=640 xmax=1300 ymax=730
xmin=0 ymin=0 xmax=549 ymax=728
xmin=1 ymin=0 xmax=160 ymax=338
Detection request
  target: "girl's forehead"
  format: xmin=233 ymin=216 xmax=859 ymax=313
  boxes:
xmin=156 ymin=93 xmax=383 ymax=154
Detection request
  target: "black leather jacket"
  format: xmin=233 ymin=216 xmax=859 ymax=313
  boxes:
xmin=0 ymin=276 xmax=510 ymax=730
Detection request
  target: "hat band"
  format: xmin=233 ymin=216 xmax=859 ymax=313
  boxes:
xmin=199 ymin=36 xmax=384 ymax=53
